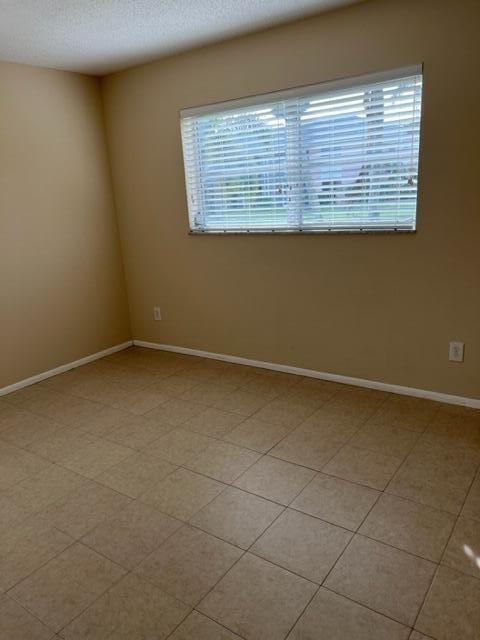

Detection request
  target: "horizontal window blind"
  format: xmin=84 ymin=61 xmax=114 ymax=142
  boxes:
xmin=180 ymin=66 xmax=423 ymax=233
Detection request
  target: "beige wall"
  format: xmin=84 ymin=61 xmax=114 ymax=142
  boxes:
xmin=104 ymin=0 xmax=476 ymax=400
xmin=0 ymin=61 xmax=131 ymax=388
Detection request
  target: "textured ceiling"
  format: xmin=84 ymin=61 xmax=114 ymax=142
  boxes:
xmin=0 ymin=0 xmax=363 ymax=75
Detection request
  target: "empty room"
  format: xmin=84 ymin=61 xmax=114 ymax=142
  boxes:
xmin=1 ymin=0 xmax=479 ymax=638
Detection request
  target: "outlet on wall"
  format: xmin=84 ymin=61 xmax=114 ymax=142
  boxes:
xmin=153 ymin=306 xmax=162 ymax=321
xmin=449 ymin=341 xmax=464 ymax=362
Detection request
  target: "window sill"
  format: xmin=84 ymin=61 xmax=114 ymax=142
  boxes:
xmin=188 ymin=228 xmax=417 ymax=236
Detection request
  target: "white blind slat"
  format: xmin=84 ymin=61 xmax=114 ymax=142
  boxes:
xmin=181 ymin=66 xmax=422 ymax=233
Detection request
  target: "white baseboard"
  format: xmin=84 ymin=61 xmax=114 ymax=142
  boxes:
xmin=0 ymin=341 xmax=133 ymax=397
xmin=134 ymin=339 xmax=480 ymax=409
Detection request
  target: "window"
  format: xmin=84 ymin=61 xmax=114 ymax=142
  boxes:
xmin=180 ymin=66 xmax=423 ymax=234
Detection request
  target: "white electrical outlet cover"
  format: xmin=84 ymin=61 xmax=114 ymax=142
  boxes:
xmin=449 ymin=341 xmax=464 ymax=362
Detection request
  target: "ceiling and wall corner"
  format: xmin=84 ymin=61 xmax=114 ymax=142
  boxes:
xmin=0 ymin=0 xmax=364 ymax=75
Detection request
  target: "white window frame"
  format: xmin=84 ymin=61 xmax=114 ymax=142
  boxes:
xmin=180 ymin=65 xmax=423 ymax=235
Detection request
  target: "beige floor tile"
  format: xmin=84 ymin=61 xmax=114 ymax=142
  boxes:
xmin=180 ymin=382 xmax=237 ymax=406
xmin=253 ymin=398 xmax=314 ymax=429
xmin=0 ymin=405 xmax=34 ymax=431
xmin=350 ymin=422 xmax=420 ymax=459
xmin=387 ymin=439 xmax=478 ymax=514
xmin=140 ymin=468 xmax=225 ymax=521
xmin=287 ymin=587 xmax=410 ymax=640
xmin=0 ymin=515 xmax=73 ymax=593
xmin=148 ymin=375 xmax=199 ymax=397
xmin=252 ymin=509 xmax=352 ymax=583
xmin=234 ymin=456 xmax=316 ymax=505
xmin=74 ymin=406 xmax=132 ymax=437
xmin=425 ymin=411 xmax=480 ymax=451
xmin=388 ymin=464 xmax=474 ymax=515
xmin=37 ymin=396 xmax=104 ymax=428
xmin=5 ymin=464 xmax=88 ymax=511
xmin=9 ymin=543 xmax=126 ymax=632
xmin=170 ymin=610 xmax=243 ymax=639
xmin=104 ymin=347 xmax=144 ymax=366
xmin=0 ymin=410 xmax=62 ymax=448
xmin=442 ymin=516 xmax=480 ymax=578
xmin=40 ymin=481 xmax=131 ymax=539
xmin=223 ymin=417 xmax=293 ymax=453
xmin=463 ymin=474 xmax=480 ymax=521
xmin=105 ymin=414 xmax=174 ymax=450
xmin=406 ymin=436 xmax=480 ymax=474
xmin=0 ymin=495 xmax=32 ymax=537
xmin=0 ymin=595 xmax=54 ymax=640
xmin=320 ymin=394 xmax=379 ymax=424
xmin=270 ymin=424 xmax=343 ymax=471
xmin=291 ymin=473 xmax=379 ymax=531
xmin=218 ymin=366 xmax=258 ymax=388
xmin=147 ymin=429 xmax=213 ymax=465
xmin=436 ymin=403 xmax=480 ymax=419
xmin=323 ymin=445 xmax=403 ymax=490
xmin=360 ymin=493 xmax=455 ymax=561
xmin=242 ymin=377 xmax=293 ymax=400
xmin=325 ymin=535 xmax=436 ymax=625
xmin=60 ymin=440 xmax=134 ymax=479
xmin=68 ymin=378 xmax=130 ymax=406
xmin=95 ymin=452 xmax=177 ymax=498
xmin=213 ymin=390 xmax=271 ymax=417
xmin=61 ymin=572 xmax=189 ymax=640
xmin=331 ymin=387 xmax=388 ymax=409
xmin=281 ymin=382 xmax=337 ymax=410
xmin=409 ymin=633 xmax=433 ymax=640
xmin=178 ymin=362 xmax=226 ymax=384
xmin=107 ymin=366 xmax=165 ymax=393
xmin=109 ymin=386 xmax=168 ymax=414
xmin=82 ymin=500 xmax=182 ymax=569
xmin=423 ymin=431 xmax=480 ymax=458
xmin=416 ymin=565 xmax=480 ymax=640
xmin=186 ymin=441 xmax=261 ymax=483
xmin=146 ymin=399 xmax=206 ymax=426
xmin=190 ymin=486 xmax=283 ymax=549
xmin=27 ymin=429 xmax=98 ymax=463
xmin=368 ymin=399 xmax=437 ymax=433
xmin=198 ymin=553 xmax=317 ymax=640
xmin=141 ymin=353 xmax=195 ymax=373
xmin=0 ymin=444 xmax=50 ymax=491
xmin=136 ymin=525 xmax=242 ymax=605
xmin=6 ymin=386 xmax=63 ymax=410
xmin=183 ymin=408 xmax=244 ymax=438
xmin=253 ymin=369 xmax=301 ymax=383
xmin=2 ymin=386 xmax=59 ymax=410
xmin=295 ymin=377 xmax=343 ymax=395
xmin=384 ymin=394 xmax=438 ymax=412
xmin=299 ymin=408 xmax=366 ymax=442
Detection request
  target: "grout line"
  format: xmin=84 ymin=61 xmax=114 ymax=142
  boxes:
xmin=321 ymin=584 xmax=415 ymax=630
xmin=409 ymin=455 xmax=480 ymax=634
xmin=283 ymin=583 xmax=321 ymax=638
xmin=5 ymin=531 xmax=77 ymax=600
xmin=166 ymin=608 xmax=250 ymax=640
xmin=3 ymin=594 xmax=59 ymax=638
xmin=7 ymin=538 xmax=134 ymax=637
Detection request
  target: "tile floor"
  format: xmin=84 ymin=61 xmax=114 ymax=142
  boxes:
xmin=0 ymin=346 xmax=479 ymax=639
